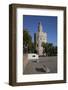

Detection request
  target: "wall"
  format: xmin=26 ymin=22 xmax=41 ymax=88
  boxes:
xmin=0 ymin=0 xmax=68 ymax=90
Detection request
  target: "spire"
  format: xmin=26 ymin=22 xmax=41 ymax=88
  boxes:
xmin=38 ymin=22 xmax=43 ymax=32
xmin=39 ymin=22 xmax=41 ymax=26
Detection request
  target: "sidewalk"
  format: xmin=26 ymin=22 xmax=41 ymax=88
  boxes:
xmin=23 ymin=54 xmax=28 ymax=70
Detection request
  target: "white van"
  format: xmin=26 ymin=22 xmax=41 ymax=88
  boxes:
xmin=28 ymin=53 xmax=39 ymax=61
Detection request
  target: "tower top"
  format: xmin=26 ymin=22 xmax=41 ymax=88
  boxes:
xmin=38 ymin=22 xmax=42 ymax=26
xmin=38 ymin=22 xmax=43 ymax=32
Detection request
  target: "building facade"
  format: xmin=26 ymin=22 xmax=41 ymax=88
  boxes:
xmin=34 ymin=22 xmax=47 ymax=56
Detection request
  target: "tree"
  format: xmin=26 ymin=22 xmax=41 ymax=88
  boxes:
xmin=42 ymin=42 xmax=48 ymax=56
xmin=54 ymin=46 xmax=57 ymax=56
xmin=42 ymin=42 xmax=57 ymax=56
xmin=47 ymin=43 xmax=53 ymax=56
xmin=23 ymin=29 xmax=32 ymax=53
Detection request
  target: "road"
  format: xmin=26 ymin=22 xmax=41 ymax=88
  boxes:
xmin=23 ymin=56 xmax=57 ymax=75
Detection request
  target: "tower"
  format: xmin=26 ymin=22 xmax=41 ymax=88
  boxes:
xmin=38 ymin=22 xmax=43 ymax=32
xmin=35 ymin=22 xmax=47 ymax=56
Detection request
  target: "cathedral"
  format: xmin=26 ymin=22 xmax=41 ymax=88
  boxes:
xmin=34 ymin=22 xmax=47 ymax=56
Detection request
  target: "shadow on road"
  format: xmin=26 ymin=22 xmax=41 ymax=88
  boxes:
xmin=35 ymin=67 xmax=46 ymax=72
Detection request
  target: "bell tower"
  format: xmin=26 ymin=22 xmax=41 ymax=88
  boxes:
xmin=35 ymin=22 xmax=47 ymax=56
xmin=38 ymin=22 xmax=43 ymax=32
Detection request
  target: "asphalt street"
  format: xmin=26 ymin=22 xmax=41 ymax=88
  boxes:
xmin=23 ymin=56 xmax=57 ymax=75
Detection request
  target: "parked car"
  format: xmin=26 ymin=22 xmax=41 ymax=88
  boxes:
xmin=28 ymin=53 xmax=39 ymax=61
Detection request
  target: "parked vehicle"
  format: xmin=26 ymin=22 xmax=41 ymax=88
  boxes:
xmin=28 ymin=53 xmax=39 ymax=61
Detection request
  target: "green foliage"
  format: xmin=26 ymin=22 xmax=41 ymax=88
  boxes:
xmin=23 ymin=29 xmax=32 ymax=53
xmin=23 ymin=29 xmax=37 ymax=53
xmin=23 ymin=29 xmax=32 ymax=44
xmin=42 ymin=42 xmax=57 ymax=56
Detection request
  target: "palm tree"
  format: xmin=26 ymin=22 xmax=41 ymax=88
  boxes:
xmin=42 ymin=42 xmax=57 ymax=56
xmin=42 ymin=42 xmax=48 ymax=56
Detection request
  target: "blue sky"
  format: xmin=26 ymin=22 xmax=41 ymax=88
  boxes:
xmin=23 ymin=15 xmax=57 ymax=46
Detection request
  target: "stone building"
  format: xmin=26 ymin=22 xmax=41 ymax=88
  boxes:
xmin=34 ymin=22 xmax=47 ymax=56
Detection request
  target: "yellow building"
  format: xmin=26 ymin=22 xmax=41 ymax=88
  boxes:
xmin=34 ymin=22 xmax=47 ymax=56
